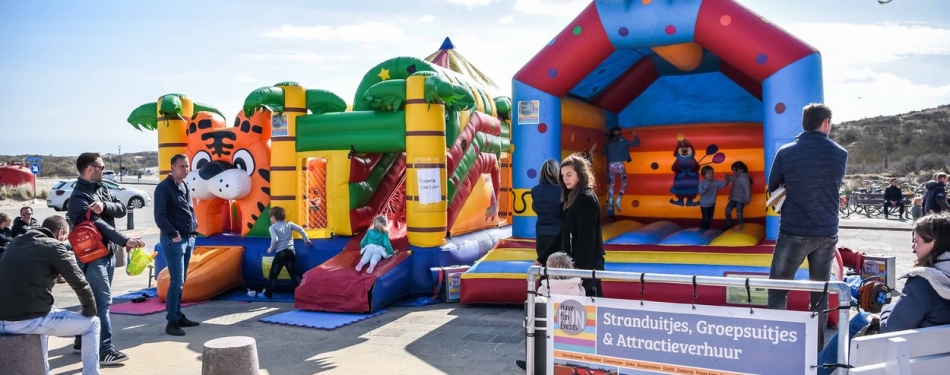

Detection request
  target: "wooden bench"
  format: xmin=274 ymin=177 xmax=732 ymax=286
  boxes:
xmin=847 ymin=193 xmax=913 ymax=218
xmin=846 ymin=324 xmax=950 ymax=374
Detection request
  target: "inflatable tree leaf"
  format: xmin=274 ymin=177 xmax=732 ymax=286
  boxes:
xmin=305 ymin=89 xmax=347 ymax=114
xmin=158 ymin=94 xmax=183 ymax=117
xmin=243 ymin=86 xmax=285 ymax=117
xmin=364 ymin=80 xmax=407 ymax=112
xmin=193 ymin=102 xmax=225 ymax=119
xmin=494 ymin=96 xmax=512 ymax=120
xmin=127 ymin=103 xmax=158 ymax=131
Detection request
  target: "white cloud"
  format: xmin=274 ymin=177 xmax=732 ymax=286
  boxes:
xmin=513 ymin=0 xmax=589 ymax=16
xmin=825 ymin=67 xmax=950 ymax=122
xmin=238 ymin=52 xmax=356 ymax=63
xmin=785 ymin=23 xmax=950 ymax=66
xmin=779 ymin=22 xmax=950 ymax=120
xmin=496 ymin=15 xmax=515 ymax=25
xmin=233 ymin=75 xmax=256 ymax=83
xmin=445 ymin=0 xmax=497 ymax=7
xmin=420 ymin=14 xmax=435 ymax=23
xmin=263 ymin=22 xmax=405 ymax=43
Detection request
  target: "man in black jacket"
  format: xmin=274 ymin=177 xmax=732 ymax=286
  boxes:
xmin=66 ymin=152 xmax=145 ymax=366
xmin=882 ymin=178 xmax=905 ymax=220
xmin=11 ymin=205 xmax=38 ymax=238
xmin=0 ymin=215 xmax=101 ymax=375
xmin=923 ymin=173 xmax=950 ymax=214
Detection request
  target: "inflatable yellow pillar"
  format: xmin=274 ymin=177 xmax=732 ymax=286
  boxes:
xmin=269 ymin=84 xmax=306 ymax=222
xmin=156 ymin=96 xmax=194 ymax=180
xmin=405 ymin=75 xmax=447 ymax=247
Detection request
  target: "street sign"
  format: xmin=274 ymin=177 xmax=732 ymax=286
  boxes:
xmin=30 ymin=163 xmax=41 ymax=175
xmin=25 ymin=156 xmax=43 ymax=163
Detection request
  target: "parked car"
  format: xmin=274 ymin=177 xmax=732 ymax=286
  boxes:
xmin=47 ymin=179 xmax=151 ymax=212
xmin=102 ymin=170 xmax=117 ymax=181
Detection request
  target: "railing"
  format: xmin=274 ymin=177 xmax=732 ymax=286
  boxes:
xmin=524 ymin=267 xmax=851 ymax=375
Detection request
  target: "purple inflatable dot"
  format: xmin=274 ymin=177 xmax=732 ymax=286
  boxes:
xmin=756 ymin=53 xmax=768 ymax=64
xmin=618 ymin=27 xmax=629 ymax=37
xmin=548 ymin=68 xmax=558 ymax=78
xmin=527 ymin=169 xmax=538 ymax=179
xmin=775 ymin=102 xmax=786 ymax=114
xmin=665 ymin=25 xmax=676 ymax=35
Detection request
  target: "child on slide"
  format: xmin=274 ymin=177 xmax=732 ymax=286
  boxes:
xmin=356 ymin=215 xmax=395 ymax=273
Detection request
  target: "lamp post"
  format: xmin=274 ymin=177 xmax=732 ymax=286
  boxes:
xmin=118 ymin=145 xmax=122 ymax=182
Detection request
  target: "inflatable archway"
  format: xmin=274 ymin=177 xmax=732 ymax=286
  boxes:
xmin=461 ymin=0 xmax=837 ymax=319
xmin=511 ymin=0 xmax=821 ymax=241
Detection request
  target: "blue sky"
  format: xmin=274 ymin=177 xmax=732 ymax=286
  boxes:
xmin=1 ymin=0 xmax=948 ymax=156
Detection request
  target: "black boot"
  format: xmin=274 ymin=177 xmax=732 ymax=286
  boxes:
xmin=179 ymin=314 xmax=200 ymax=328
xmin=166 ymin=321 xmax=185 ymax=336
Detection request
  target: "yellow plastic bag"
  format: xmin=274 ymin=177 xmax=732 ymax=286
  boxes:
xmin=125 ymin=247 xmax=154 ymax=276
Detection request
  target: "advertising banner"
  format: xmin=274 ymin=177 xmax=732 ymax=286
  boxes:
xmin=547 ymin=296 xmax=818 ymax=375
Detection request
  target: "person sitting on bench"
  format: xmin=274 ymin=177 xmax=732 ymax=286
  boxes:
xmin=883 ymin=178 xmax=905 ymax=220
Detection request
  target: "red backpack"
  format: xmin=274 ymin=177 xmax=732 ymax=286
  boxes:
xmin=69 ymin=210 xmax=109 ymax=263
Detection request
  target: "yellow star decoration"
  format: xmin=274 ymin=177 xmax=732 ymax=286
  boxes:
xmin=378 ymin=68 xmax=391 ymax=81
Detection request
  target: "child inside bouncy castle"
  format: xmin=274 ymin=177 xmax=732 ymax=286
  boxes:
xmin=697 ymin=166 xmax=729 ymax=230
xmin=356 ymin=215 xmax=395 ymax=273
xmin=724 ymin=161 xmax=752 ymax=231
xmin=263 ymin=206 xmax=311 ymax=299
xmin=602 ymin=127 xmax=640 ymax=212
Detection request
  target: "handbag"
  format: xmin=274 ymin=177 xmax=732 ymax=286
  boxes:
xmin=68 ymin=209 xmax=110 ymax=263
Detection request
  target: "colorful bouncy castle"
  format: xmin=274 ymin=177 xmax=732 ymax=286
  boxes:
xmin=129 ymin=39 xmax=514 ymax=313
xmin=460 ymin=0 xmax=841 ymax=317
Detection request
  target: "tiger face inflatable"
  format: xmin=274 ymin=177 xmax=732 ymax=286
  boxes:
xmin=184 ymin=111 xmax=271 ymax=236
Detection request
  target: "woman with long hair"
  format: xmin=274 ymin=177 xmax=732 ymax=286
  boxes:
xmin=531 ymin=159 xmax=563 ymax=262
xmin=817 ymin=213 xmax=950 ymax=374
xmin=538 ymin=153 xmax=605 ymax=297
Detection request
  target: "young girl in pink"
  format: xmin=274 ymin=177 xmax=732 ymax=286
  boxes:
xmin=537 ymin=252 xmax=585 ymax=297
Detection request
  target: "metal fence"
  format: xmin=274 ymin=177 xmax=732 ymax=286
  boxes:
xmin=525 ymin=266 xmax=852 ymax=375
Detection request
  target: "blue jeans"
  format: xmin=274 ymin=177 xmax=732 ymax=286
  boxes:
xmin=4 ymin=309 xmax=101 ymax=375
xmin=768 ymin=231 xmax=837 ymax=348
xmin=724 ymin=200 xmax=745 ymax=227
xmin=75 ymin=251 xmax=115 ymax=354
xmin=160 ymin=235 xmax=195 ymax=323
xmin=817 ymin=312 xmax=871 ymax=375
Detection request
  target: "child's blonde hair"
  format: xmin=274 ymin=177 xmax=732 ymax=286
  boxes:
xmin=913 ymin=196 xmax=923 ymax=206
xmin=372 ymin=215 xmax=389 ymax=235
xmin=546 ymin=252 xmax=575 ymax=279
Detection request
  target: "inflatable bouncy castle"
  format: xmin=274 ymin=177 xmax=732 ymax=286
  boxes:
xmin=128 ymin=39 xmax=513 ymax=312
xmin=460 ymin=0 xmax=841 ymax=317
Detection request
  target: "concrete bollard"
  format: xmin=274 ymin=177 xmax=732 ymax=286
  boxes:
xmin=0 ymin=335 xmax=46 ymax=375
xmin=127 ymin=208 xmax=135 ymax=230
xmin=202 ymin=336 xmax=260 ymax=375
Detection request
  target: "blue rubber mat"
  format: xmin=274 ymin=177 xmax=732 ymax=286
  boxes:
xmin=213 ymin=288 xmax=296 ymax=303
xmin=114 ymin=287 xmax=158 ymax=300
xmin=391 ymin=295 xmax=441 ymax=307
xmin=260 ymin=309 xmax=386 ymax=330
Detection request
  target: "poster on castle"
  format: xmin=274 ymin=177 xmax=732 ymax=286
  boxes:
xmin=546 ymin=295 xmax=818 ymax=375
